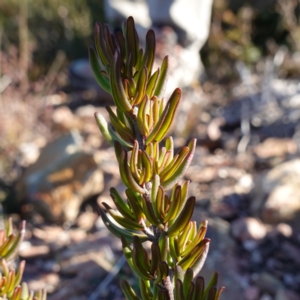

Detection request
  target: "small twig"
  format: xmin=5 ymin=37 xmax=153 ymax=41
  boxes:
xmin=163 ymin=276 xmax=174 ymax=300
xmin=236 ymin=62 xmax=253 ymax=152
xmin=19 ymin=0 xmax=29 ymax=93
xmin=88 ymin=255 xmax=127 ymax=300
xmin=41 ymin=50 xmax=66 ymax=102
xmin=236 ymin=61 xmax=258 ymax=109
xmin=141 ymin=218 xmax=155 ymax=238
xmin=0 ymin=76 xmax=12 ymax=94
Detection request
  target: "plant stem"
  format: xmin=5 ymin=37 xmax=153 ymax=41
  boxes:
xmin=144 ymin=180 xmax=175 ymax=299
xmin=19 ymin=0 xmax=29 ymax=93
xmin=164 ymin=276 xmax=174 ymax=300
xmin=132 ymin=111 xmax=146 ymax=150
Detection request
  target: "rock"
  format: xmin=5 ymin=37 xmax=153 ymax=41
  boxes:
xmin=259 ymin=294 xmax=272 ymax=300
xmin=76 ymin=211 xmax=98 ymax=231
xmin=275 ymin=223 xmax=293 ymax=237
xmin=44 ymin=93 xmax=67 ymax=106
xmin=52 ymin=107 xmax=82 ymax=131
xmin=207 ymin=117 xmax=225 ymax=141
xmin=186 ymin=166 xmax=217 ymax=183
xmin=231 ymin=217 xmax=267 ymax=241
xmin=16 ymin=133 xmax=104 ymax=223
xmin=254 ymin=138 xmax=297 ymax=159
xmin=236 ymin=173 xmax=254 ymax=193
xmin=263 ymin=184 xmax=300 ymax=224
xmin=27 ymin=272 xmax=60 ymax=294
xmin=19 ymin=138 xmax=46 ymax=167
xmin=32 ymin=226 xmax=71 ymax=248
xmin=19 ymin=244 xmax=50 ymax=258
xmin=250 ymin=159 xmax=300 ymax=225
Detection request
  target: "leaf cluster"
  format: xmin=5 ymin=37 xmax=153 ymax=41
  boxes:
xmin=90 ymin=17 xmax=224 ymax=300
xmin=0 ymin=219 xmax=46 ymax=300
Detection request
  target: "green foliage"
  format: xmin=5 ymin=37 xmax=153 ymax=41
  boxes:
xmin=202 ymin=1 xmax=291 ymax=81
xmin=0 ymin=0 xmax=104 ymax=75
xmin=0 ymin=218 xmax=46 ymax=300
xmin=91 ymin=17 xmax=225 ymax=299
xmin=0 ymin=218 xmax=25 ymax=262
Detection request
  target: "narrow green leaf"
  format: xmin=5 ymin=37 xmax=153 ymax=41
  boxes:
xmin=150 ymin=243 xmax=161 ymax=275
xmin=94 ymin=112 xmax=114 ymax=145
xmin=183 ymin=269 xmax=194 ymax=298
xmin=146 ymin=69 xmax=160 ymax=97
xmin=203 ymin=272 xmax=219 ymax=300
xmin=178 ymin=238 xmax=209 ymax=271
xmin=175 ymin=279 xmax=184 ymax=300
xmin=106 ymin=106 xmax=134 ymax=143
xmin=207 ymin=287 xmax=217 ymax=300
xmin=133 ymin=66 xmax=148 ymax=105
xmin=103 ymin=202 xmax=144 ymax=230
xmin=139 ymin=278 xmax=153 ymax=300
xmin=154 ymin=56 xmax=168 ymax=97
xmin=104 ymin=24 xmax=117 ymax=58
xmin=99 ymin=207 xmax=147 ymax=242
xmin=167 ymin=197 xmax=195 ymax=237
xmin=160 ymin=139 xmax=196 ymax=190
xmin=141 ymin=150 xmax=153 ymax=183
xmin=181 ymin=222 xmax=207 ymax=257
xmin=110 ymin=51 xmax=132 ymax=113
xmin=110 ymin=188 xmax=134 ymax=220
xmin=143 ymin=30 xmax=156 ymax=77
xmin=160 ymin=147 xmax=189 ymax=183
xmin=125 ymin=189 xmax=144 ymax=222
xmin=89 ymin=47 xmax=111 ymax=93
xmin=137 ymin=94 xmax=148 ymax=136
xmin=193 ymin=276 xmax=204 ymax=300
xmin=94 ymin=22 xmax=110 ymax=66
xmin=126 ymin=16 xmax=139 ymax=67
xmin=121 ymin=279 xmax=140 ymax=300
xmin=146 ymin=88 xmax=181 ymax=144
xmin=122 ymin=237 xmax=151 ymax=281
xmin=116 ymin=31 xmax=126 ymax=62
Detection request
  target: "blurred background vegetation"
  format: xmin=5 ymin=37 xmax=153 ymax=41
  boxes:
xmin=203 ymin=0 xmax=300 ymax=81
xmin=1 ymin=0 xmax=300 ymax=192
xmin=1 ymin=0 xmax=300 ymax=81
xmin=0 ymin=0 xmax=104 ymax=79
xmin=1 ymin=0 xmax=300 ymax=202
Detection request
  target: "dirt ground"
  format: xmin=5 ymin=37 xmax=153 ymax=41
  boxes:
xmin=1 ymin=60 xmax=300 ymax=299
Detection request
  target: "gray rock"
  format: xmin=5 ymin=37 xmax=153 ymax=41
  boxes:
xmin=16 ymin=132 xmax=104 ymax=223
xmin=231 ymin=217 xmax=267 ymax=241
xmin=250 ymin=159 xmax=300 ymax=224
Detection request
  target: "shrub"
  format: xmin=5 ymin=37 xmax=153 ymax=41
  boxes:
xmin=0 ymin=218 xmax=46 ymax=300
xmin=90 ymin=16 xmax=224 ymax=300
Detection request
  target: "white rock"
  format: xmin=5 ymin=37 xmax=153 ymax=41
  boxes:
xmin=231 ymin=217 xmax=267 ymax=241
xmin=251 ymin=159 xmax=300 ymax=224
xmin=276 ymin=223 xmax=293 ymax=237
